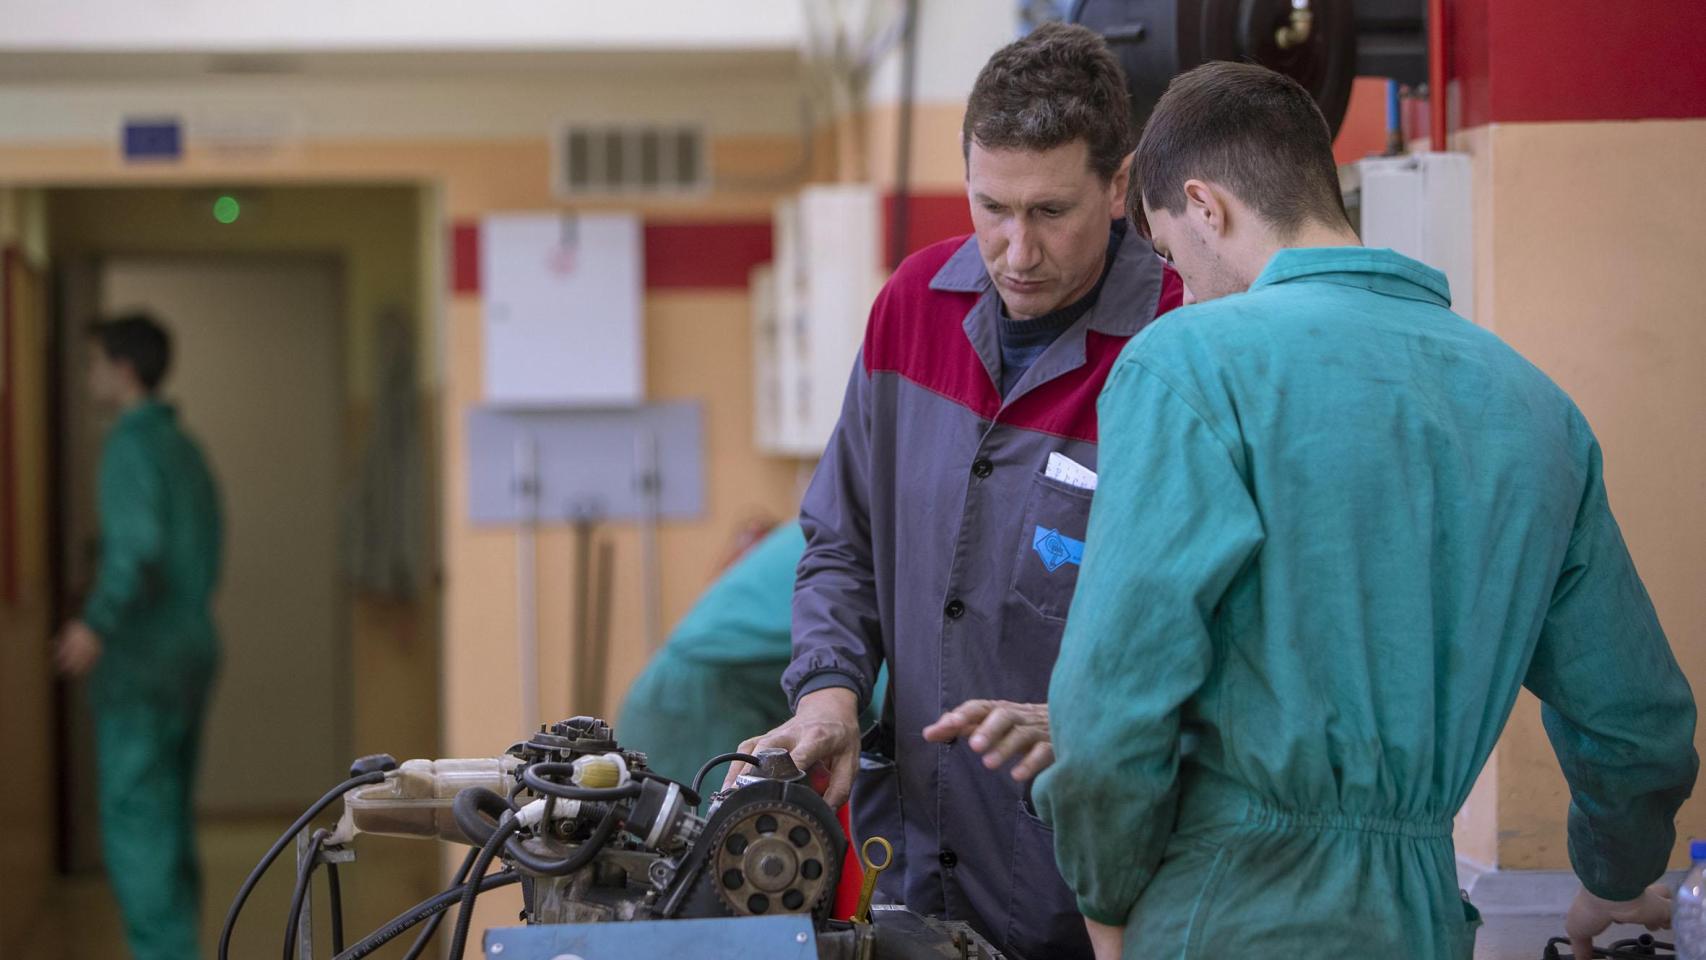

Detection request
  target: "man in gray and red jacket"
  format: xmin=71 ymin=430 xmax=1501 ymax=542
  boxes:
xmin=730 ymin=23 xmax=1182 ymax=960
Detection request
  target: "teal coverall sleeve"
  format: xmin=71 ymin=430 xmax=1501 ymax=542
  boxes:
xmin=1524 ymin=440 xmax=1698 ymax=902
xmin=83 ymin=435 xmax=167 ymax=641
xmin=1036 ymin=358 xmax=1265 ymax=926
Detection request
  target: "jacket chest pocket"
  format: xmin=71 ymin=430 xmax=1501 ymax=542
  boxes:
xmin=1007 ymin=472 xmax=1094 ymax=623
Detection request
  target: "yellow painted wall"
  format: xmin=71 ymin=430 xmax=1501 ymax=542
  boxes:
xmin=0 ymin=130 xmax=811 ymax=937
xmin=1461 ymin=119 xmax=1706 ymax=869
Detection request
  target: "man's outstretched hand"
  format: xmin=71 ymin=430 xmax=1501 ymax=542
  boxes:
xmin=55 ymin=620 xmax=103 ymax=677
xmin=725 ymin=687 xmax=863 ymax=808
xmin=1566 ymin=883 xmax=1673 ymax=960
xmin=923 ymin=699 xmax=1054 ymax=781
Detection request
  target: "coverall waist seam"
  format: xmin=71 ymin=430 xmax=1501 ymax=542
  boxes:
xmin=1243 ymin=801 xmax=1454 ymax=840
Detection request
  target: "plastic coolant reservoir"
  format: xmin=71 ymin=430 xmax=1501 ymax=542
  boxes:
xmin=339 ymin=756 xmax=522 ymax=844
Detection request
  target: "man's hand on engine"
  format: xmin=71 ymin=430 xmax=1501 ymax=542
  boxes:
xmin=923 ymin=700 xmax=1054 ymax=781
xmin=725 ymin=687 xmax=863 ymax=808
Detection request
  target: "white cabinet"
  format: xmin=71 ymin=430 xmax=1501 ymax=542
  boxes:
xmin=1358 ymin=153 xmax=1477 ymax=327
xmin=750 ymin=262 xmax=784 ymax=452
xmin=754 ymin=184 xmax=882 ymax=457
xmin=481 ymin=212 xmax=645 ymax=406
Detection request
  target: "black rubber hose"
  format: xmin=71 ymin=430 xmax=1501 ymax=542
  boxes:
xmin=330 ymin=869 xmax=518 ymax=960
xmin=220 ymin=770 xmax=387 ymax=960
xmin=398 ymin=848 xmax=478 ymax=960
xmin=281 ymin=829 xmax=329 ymax=960
xmin=326 ymin=861 xmax=344 ymax=955
xmin=521 ymin=762 xmax=643 ymax=802
xmin=633 ymin=768 xmax=701 ymax=807
xmin=445 ymin=815 xmax=523 ymax=959
xmin=451 ymin=786 xmax=515 ymax=847
xmin=503 ymin=802 xmax=621 ymax=878
xmin=691 ymin=751 xmax=762 ymax=797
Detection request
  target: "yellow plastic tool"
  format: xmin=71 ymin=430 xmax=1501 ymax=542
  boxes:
xmin=851 ymin=835 xmax=893 ymax=924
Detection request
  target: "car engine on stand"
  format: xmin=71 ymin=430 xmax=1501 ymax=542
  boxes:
xmin=221 ymin=717 xmax=1008 ymax=960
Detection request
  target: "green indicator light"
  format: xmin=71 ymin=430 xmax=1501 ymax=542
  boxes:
xmin=213 ymin=195 xmax=241 ymax=224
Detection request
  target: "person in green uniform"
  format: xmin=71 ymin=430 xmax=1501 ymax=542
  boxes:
xmin=619 ymin=521 xmax=879 ymax=787
xmin=616 ymin=522 xmax=804 ymax=785
xmin=1035 ymin=63 xmax=1696 ymax=960
xmin=56 ymin=312 xmax=222 ymax=960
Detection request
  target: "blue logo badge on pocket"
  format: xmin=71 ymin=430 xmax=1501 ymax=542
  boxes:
xmin=1032 ymin=526 xmax=1085 ymax=573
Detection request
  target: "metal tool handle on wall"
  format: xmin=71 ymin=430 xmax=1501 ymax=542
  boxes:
xmin=513 ymin=435 xmax=540 ymax=734
xmin=636 ymin=427 xmax=662 ymax=652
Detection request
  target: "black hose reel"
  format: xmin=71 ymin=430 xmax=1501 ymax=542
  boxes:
xmin=1071 ymin=0 xmax=1361 ymax=135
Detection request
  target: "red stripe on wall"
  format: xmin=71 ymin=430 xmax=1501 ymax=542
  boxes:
xmin=448 ymin=219 xmax=774 ymax=295
xmin=883 ymin=193 xmax=973 ymax=267
xmin=451 ymin=222 xmax=481 ymax=295
xmin=1450 ymin=0 xmax=1706 ymax=129
xmin=1333 ymin=77 xmax=1394 ymax=165
xmin=642 ymin=222 xmax=772 ymax=290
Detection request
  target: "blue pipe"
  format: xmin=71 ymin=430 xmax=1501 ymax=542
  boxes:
xmin=1386 ymin=79 xmax=1405 ymax=155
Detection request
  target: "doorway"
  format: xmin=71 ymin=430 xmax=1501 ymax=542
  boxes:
xmin=59 ymin=255 xmax=349 ymax=838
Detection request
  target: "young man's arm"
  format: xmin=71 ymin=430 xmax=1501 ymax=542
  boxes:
xmin=1035 ymin=356 xmax=1263 ymax=930
xmin=82 ymin=434 xmax=167 ymax=640
xmin=1525 ymin=439 xmax=1696 ymax=920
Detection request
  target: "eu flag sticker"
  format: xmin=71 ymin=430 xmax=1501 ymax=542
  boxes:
xmin=1032 ymin=526 xmax=1085 ymax=572
xmin=122 ymin=117 xmax=183 ymax=162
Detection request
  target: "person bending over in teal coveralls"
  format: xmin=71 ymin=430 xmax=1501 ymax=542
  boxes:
xmin=57 ymin=312 xmax=222 ymax=960
xmin=618 ymin=522 xmax=883 ymax=787
xmin=1035 ymin=63 xmax=1697 ymax=960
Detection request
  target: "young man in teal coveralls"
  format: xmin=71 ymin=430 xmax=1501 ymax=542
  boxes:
xmin=57 ymin=313 xmax=222 ymax=960
xmin=1035 ymin=63 xmax=1696 ymax=960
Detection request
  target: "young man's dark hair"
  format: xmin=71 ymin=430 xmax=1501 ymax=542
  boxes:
xmin=90 ymin=312 xmax=172 ymax=392
xmin=962 ymin=21 xmax=1134 ymax=182
xmin=1132 ymin=60 xmax=1348 ymax=237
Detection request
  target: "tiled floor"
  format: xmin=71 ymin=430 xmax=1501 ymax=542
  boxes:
xmin=23 ymin=819 xmax=455 ymax=960
xmin=1466 ymin=864 xmax=1681 ymax=960
xmin=1478 ymin=913 xmax=1665 ymax=960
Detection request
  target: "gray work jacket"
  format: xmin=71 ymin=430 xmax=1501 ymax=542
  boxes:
xmin=783 ymin=229 xmax=1175 ymax=959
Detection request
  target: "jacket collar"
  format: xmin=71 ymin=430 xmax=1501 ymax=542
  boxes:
xmin=1251 ymin=247 xmax=1452 ymax=308
xmin=928 ymin=226 xmax=1163 ymax=337
xmin=933 ymin=223 xmax=1166 ymax=406
xmin=117 ymin=397 xmax=175 ymax=428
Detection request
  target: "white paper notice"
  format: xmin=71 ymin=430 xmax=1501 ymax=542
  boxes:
xmin=1045 ymin=452 xmax=1098 ymax=491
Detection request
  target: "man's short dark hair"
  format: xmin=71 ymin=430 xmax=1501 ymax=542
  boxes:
xmin=90 ymin=312 xmax=172 ymax=392
xmin=962 ymin=21 xmax=1134 ymax=182
xmin=1132 ymin=61 xmax=1347 ymax=237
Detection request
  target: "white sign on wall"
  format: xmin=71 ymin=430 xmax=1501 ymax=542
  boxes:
xmin=480 ymin=212 xmax=644 ymax=407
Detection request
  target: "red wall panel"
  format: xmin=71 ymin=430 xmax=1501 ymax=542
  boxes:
xmin=1451 ymin=0 xmax=1706 ymax=129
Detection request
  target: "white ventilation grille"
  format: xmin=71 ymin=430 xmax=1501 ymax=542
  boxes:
xmin=553 ymin=124 xmax=708 ymax=197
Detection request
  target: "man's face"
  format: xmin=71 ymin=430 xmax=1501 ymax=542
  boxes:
xmin=967 ymin=139 xmax=1124 ymax=321
xmin=1140 ymin=189 xmax=1249 ymax=303
xmin=86 ymin=344 xmax=129 ymax=409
